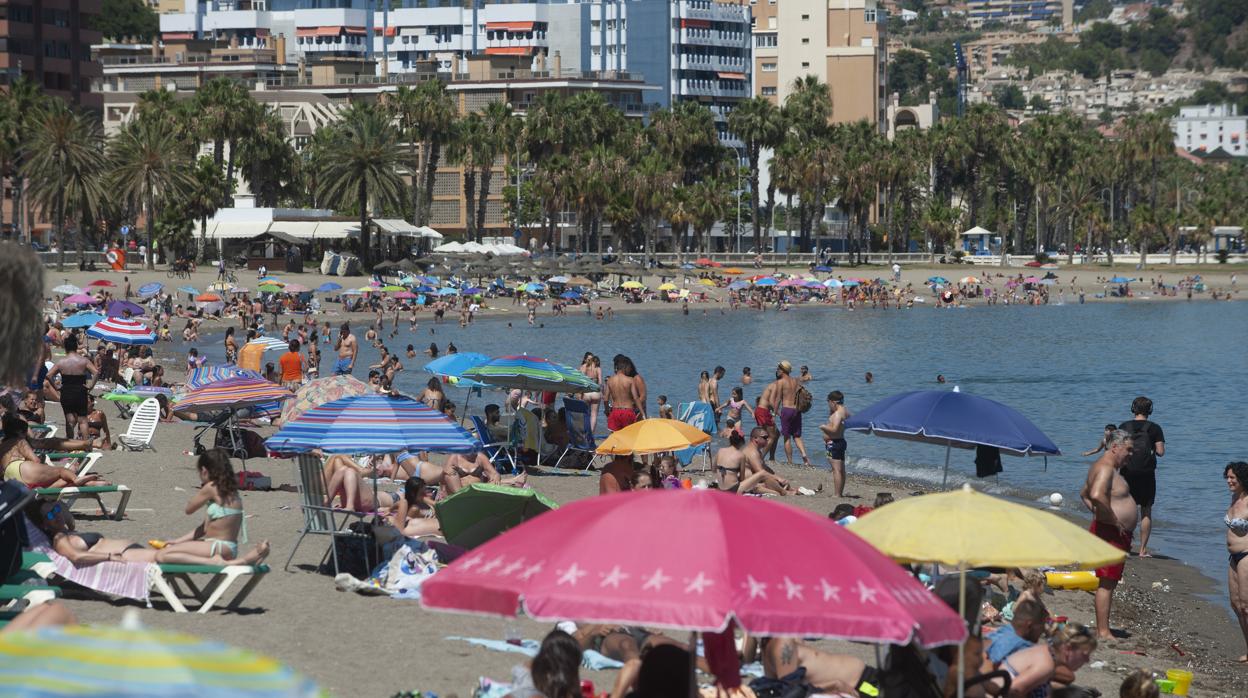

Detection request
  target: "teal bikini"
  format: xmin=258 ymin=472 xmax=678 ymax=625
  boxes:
xmin=204 ymin=501 xmax=246 ymax=558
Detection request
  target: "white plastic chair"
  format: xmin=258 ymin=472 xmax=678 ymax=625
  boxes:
xmin=117 ymin=397 xmax=159 ymax=452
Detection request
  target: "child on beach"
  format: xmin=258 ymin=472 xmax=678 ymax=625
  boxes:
xmin=656 ymin=395 xmax=674 ymax=420
xmin=152 ymin=449 xmax=270 ymax=566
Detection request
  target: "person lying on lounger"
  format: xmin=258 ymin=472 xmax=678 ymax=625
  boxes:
xmin=1 ymin=414 xmax=103 ymax=489
xmin=743 ymin=635 xmax=879 ymax=697
xmin=26 ymin=499 xmax=156 ymax=565
xmin=151 ymin=449 xmax=269 ymax=567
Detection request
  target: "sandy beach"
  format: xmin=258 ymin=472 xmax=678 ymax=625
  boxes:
xmin=27 ymin=260 xmax=1248 ymax=697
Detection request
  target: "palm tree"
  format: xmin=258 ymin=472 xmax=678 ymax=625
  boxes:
xmin=1123 ymin=112 xmax=1176 ymax=213
xmin=689 ymin=178 xmax=730 ymax=254
xmin=448 ymin=112 xmax=487 ymax=243
xmin=312 ymin=104 xmax=407 ymax=268
xmin=728 ymin=97 xmax=784 ymax=252
xmin=922 ymin=201 xmax=961 ymax=263
xmin=475 ymin=101 xmax=514 ymax=242
xmin=829 ymin=121 xmax=881 ymax=263
xmin=236 ymin=103 xmax=299 ymax=208
xmin=184 ymin=156 xmax=229 ymax=262
xmin=389 ymin=80 xmax=456 ymax=226
xmin=110 ymin=118 xmax=195 ymax=270
xmin=1 ymin=78 xmax=46 ymax=242
xmin=194 ymin=78 xmax=252 ymax=197
xmin=21 ymin=102 xmax=107 ymax=271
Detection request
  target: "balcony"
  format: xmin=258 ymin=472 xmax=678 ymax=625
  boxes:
xmin=678 ymin=29 xmax=747 ymax=48
xmin=678 ymin=54 xmax=746 ymax=72
xmin=675 ymin=0 xmax=749 ymax=25
xmin=678 ymin=79 xmax=748 ymax=99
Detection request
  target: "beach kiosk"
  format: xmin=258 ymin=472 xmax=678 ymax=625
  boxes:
xmin=959 ymin=226 xmax=998 ymax=255
xmin=1211 ymin=226 xmax=1243 ymax=253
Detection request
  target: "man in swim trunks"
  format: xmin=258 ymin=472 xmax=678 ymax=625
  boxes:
xmin=604 ymin=354 xmax=643 ymax=432
xmin=1080 ymin=428 xmax=1137 ymax=640
xmin=753 ymin=392 xmax=778 ymax=463
xmin=770 ymin=361 xmax=810 ymax=466
xmin=819 ymin=390 xmax=851 ymax=496
xmin=333 ymin=322 xmax=357 ymax=375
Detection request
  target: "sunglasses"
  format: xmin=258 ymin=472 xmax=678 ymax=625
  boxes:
xmin=44 ymin=503 xmax=62 ymax=520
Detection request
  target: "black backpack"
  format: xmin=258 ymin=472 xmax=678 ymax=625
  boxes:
xmin=0 ymin=481 xmax=34 ymax=582
xmin=1120 ymin=420 xmax=1156 ymax=473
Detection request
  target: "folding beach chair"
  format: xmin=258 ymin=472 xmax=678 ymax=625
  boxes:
xmin=510 ymin=408 xmax=544 ymax=467
xmin=555 ymin=397 xmax=602 ymax=471
xmin=284 ymin=454 xmax=373 ymax=576
xmin=148 ymin=563 xmax=269 ymax=614
xmin=116 ymin=397 xmax=159 ymax=452
xmin=0 ymin=484 xmax=59 ymax=612
xmin=675 ymin=401 xmax=715 ymax=471
xmin=470 ymin=415 xmax=517 ymax=473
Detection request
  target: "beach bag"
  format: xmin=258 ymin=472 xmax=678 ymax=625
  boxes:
xmin=748 ymin=667 xmax=814 ymax=698
xmin=320 ymin=521 xmax=378 ymax=579
xmin=1121 ymin=420 xmax=1156 ymax=473
xmin=795 ymin=386 xmax=813 ymax=414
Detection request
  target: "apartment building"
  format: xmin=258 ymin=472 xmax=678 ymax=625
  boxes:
xmin=965 ymin=0 xmax=1073 ymax=30
xmin=747 ymin=0 xmax=886 ymax=128
xmin=0 ymin=0 xmax=103 ymax=108
xmin=1172 ymin=104 xmax=1248 ymax=158
xmin=156 ymin=0 xmax=751 ymax=146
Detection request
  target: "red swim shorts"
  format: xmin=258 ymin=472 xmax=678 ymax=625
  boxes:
xmin=754 ymin=406 xmax=774 ymax=427
xmin=1090 ymin=519 xmax=1132 ymax=582
xmin=608 ymin=408 xmax=638 ymax=432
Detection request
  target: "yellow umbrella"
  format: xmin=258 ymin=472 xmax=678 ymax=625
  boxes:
xmin=596 ymin=418 xmax=711 ymax=456
xmin=724 ymin=268 xmax=743 ymax=274
xmin=850 ymin=485 xmax=1126 ymax=698
xmin=621 ymin=281 xmax=645 ymax=290
xmin=959 ymin=276 xmax=982 ymax=285
xmin=658 ymin=282 xmax=677 ymax=291
xmin=698 ymin=278 xmax=716 ymax=286
xmin=848 ymin=485 xmax=1125 ymax=569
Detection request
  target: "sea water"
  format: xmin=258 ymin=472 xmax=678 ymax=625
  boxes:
xmin=189 ymin=299 xmax=1247 ymax=594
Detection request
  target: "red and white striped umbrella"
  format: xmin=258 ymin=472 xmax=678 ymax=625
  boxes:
xmin=86 ymin=317 xmax=156 ymax=345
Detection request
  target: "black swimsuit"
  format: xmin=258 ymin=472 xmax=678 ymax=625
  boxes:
xmin=60 ymin=374 xmax=89 ymax=416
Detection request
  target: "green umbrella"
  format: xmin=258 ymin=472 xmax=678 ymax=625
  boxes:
xmin=434 ymin=483 xmax=558 ymax=549
xmin=258 ymin=284 xmax=283 ymax=293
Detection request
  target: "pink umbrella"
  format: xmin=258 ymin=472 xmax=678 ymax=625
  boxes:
xmin=1023 ymin=276 xmax=1040 ymax=283
xmin=394 ymin=291 xmax=417 ymax=299
xmin=282 ymin=283 xmax=311 ymax=294
xmin=778 ymin=278 xmax=806 ymax=287
xmin=422 ymin=489 xmax=965 ymax=647
xmin=63 ymin=293 xmax=98 ymax=304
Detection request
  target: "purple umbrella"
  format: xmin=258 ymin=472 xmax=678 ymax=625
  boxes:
xmin=106 ymin=300 xmax=145 ymax=318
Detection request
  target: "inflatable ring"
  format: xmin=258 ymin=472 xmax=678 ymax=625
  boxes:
xmin=1045 ymin=571 xmax=1098 ymax=592
xmin=105 ymin=250 xmax=118 ymax=264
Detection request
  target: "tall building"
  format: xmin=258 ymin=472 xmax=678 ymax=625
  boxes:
xmin=755 ymin=0 xmax=885 ymax=127
xmin=1172 ymin=104 xmax=1247 ymax=158
xmin=965 ymin=0 xmax=1066 ymax=29
xmin=157 ymin=0 xmax=751 ymax=145
xmin=0 ymin=0 xmax=103 ymax=109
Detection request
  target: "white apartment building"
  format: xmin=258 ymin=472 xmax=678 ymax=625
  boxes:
xmin=1172 ymin=104 xmax=1248 ymax=157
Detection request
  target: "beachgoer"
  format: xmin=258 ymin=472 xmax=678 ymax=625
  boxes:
xmin=1224 ymin=461 xmax=1248 ymax=662
xmin=1 ymin=415 xmax=100 ymax=489
xmin=865 ymin=371 xmax=873 ymax=383
xmin=753 ymin=392 xmax=778 ymax=462
xmin=224 ymin=326 xmax=238 ymax=364
xmin=985 ymin=598 xmax=1048 ymax=666
xmin=419 ymin=377 xmax=446 ymax=411
xmin=605 ymin=355 xmax=642 ymax=432
xmin=388 ymin=477 xmax=441 ymax=538
xmin=47 ymin=334 xmax=95 ymax=440
xmin=708 ymin=366 xmax=724 ymax=423
xmin=153 ymin=449 xmax=270 ymax=566
xmin=510 ymin=630 xmax=581 ymax=698
xmin=279 ymin=339 xmax=304 ymax=391
xmin=749 ymin=636 xmax=877 ymax=697
xmin=741 ymin=367 xmax=752 ymax=385
xmin=1118 ymin=396 xmax=1164 ymax=557
xmin=84 ymin=394 xmax=112 ymax=450
xmin=443 ymin=450 xmax=503 ymax=493
xmin=1119 ymin=670 xmax=1160 ymax=698
xmin=334 ymin=322 xmax=357 ymax=375
xmin=579 ymin=353 xmax=603 ymax=433
xmin=819 ymin=390 xmax=850 ymax=497
xmin=990 ymin=623 xmax=1097 ymax=698
xmin=1082 ymin=424 xmax=1118 ymax=457
xmin=770 ymin=361 xmax=810 ymax=466
xmin=26 ymin=499 xmax=156 ymax=565
xmin=599 ymin=454 xmax=635 ymax=494
xmin=1080 ymin=429 xmax=1137 ymax=640
xmin=799 ymin=365 xmax=813 ymax=383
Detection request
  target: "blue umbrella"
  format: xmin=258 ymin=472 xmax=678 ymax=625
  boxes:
xmin=137 ymin=282 xmax=162 ymax=297
xmin=464 ymin=287 xmax=484 ymax=295
xmin=437 ymin=287 xmax=460 ymax=296
xmin=415 ymin=285 xmax=437 ymax=293
xmin=845 ymin=388 xmax=1061 ymax=488
xmin=315 ymin=282 xmax=343 ymax=293
xmin=841 ymin=280 xmax=860 ymax=287
xmin=1108 ymin=276 xmax=1133 ymax=284
xmin=753 ymin=278 xmax=778 ymax=287
xmin=177 ymin=286 xmax=199 ymax=295
xmin=425 ymin=352 xmax=491 ymax=395
xmin=727 ymin=280 xmax=750 ymax=291
xmin=823 ymin=279 xmax=843 ymax=288
xmin=560 ymin=290 xmax=582 ymax=300
xmin=265 ymin=394 xmax=482 ymax=455
xmin=61 ymin=311 xmax=106 ymax=328
xmin=928 ymin=276 xmax=949 ymax=284
xmin=814 ymin=265 xmax=833 ymax=272
xmin=523 ymin=283 xmax=545 ymax=293
xmin=680 ymin=263 xmax=696 ymax=270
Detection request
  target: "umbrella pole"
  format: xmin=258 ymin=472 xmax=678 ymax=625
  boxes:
xmin=942 ymin=442 xmax=952 ymax=490
xmin=688 ymin=630 xmax=698 ymax=698
xmin=957 ymin=564 xmax=967 ymax=698
xmin=461 ymin=389 xmax=473 ymax=427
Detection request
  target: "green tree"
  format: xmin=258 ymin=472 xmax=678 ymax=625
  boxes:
xmin=194 ymin=78 xmax=252 ymax=198
xmin=183 ymin=156 xmax=229 ymax=262
xmin=312 ymin=104 xmax=407 ymax=268
xmin=236 ymin=103 xmax=300 ymax=208
xmin=1 ymin=78 xmax=47 ymax=241
xmin=387 ymin=80 xmax=456 ymax=226
xmin=109 ymin=119 xmax=195 ymax=270
xmin=20 ymin=101 xmax=107 ymax=271
xmin=98 ymin=0 xmax=158 ymax=42
xmin=993 ymin=84 xmax=1026 ymax=110
xmin=728 ymin=96 xmax=784 ymax=253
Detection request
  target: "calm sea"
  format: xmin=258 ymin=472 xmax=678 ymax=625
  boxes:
xmin=186 ymin=299 xmax=1246 ymax=593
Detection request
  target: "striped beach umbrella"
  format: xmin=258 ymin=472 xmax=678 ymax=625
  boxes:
xmin=87 ymin=317 xmax=156 ymax=345
xmin=266 ymin=394 xmax=482 ymax=455
xmin=137 ymin=282 xmax=163 ymax=297
xmin=246 ymin=336 xmax=290 ymax=352
xmin=177 ymin=286 xmax=199 ymax=295
xmin=175 ymin=376 xmax=293 ymax=411
xmin=185 ymin=365 xmax=264 ymax=391
xmin=462 ymin=354 xmax=597 ymax=393
xmin=0 ymin=624 xmax=325 ymax=697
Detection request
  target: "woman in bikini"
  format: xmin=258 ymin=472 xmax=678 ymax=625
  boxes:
xmin=1 ymin=415 xmax=100 ymax=489
xmin=1225 ymin=461 xmax=1248 ymax=661
xmin=153 ymin=449 xmax=270 ymax=566
xmin=224 ymin=326 xmax=238 ymax=365
xmin=990 ymin=623 xmax=1096 ymax=698
xmin=725 ymin=387 xmax=748 ymax=423
xmin=27 ymin=499 xmax=156 ymax=565
xmin=388 ymin=477 xmax=441 ymax=537
xmin=419 ymin=377 xmax=446 ymax=411
xmin=84 ymin=394 xmax=112 ymax=450
xmin=578 ymin=353 xmax=603 ymax=433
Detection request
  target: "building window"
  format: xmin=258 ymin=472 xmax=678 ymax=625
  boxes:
xmin=801 ymin=14 xmax=809 ymax=20
xmin=761 ymin=62 xmax=776 ymax=72
xmin=762 ymin=86 xmax=777 ymax=95
xmin=865 ymin=8 xmax=877 ymax=23
xmin=801 ymin=61 xmax=809 ymax=68
xmin=801 ymin=38 xmax=809 ymax=44
xmin=755 ymin=34 xmax=776 ymax=47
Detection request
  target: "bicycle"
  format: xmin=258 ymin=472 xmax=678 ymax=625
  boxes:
xmin=167 ymin=265 xmax=192 ymax=280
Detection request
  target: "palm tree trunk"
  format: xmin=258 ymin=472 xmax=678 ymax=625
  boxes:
xmin=358 ymin=179 xmax=371 ymax=268
xmin=145 ymin=186 xmax=155 ymax=270
xmin=749 ymin=149 xmax=761 ymax=253
xmin=421 ymin=141 xmax=441 ymax=226
xmin=225 ymin=139 xmax=237 ymax=201
xmin=765 ymin=183 xmax=776 ymax=253
xmin=463 ymin=171 xmax=477 ymax=243
xmin=595 ymin=216 xmax=602 ymax=256
xmin=55 ymin=192 xmax=65 ymax=272
xmin=199 ymin=216 xmax=209 ymax=262
xmin=411 ymin=140 xmax=422 ymax=223
xmin=476 ymin=167 xmax=491 ymax=244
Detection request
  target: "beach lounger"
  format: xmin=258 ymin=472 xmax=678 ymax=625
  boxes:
xmin=470 ymin=416 xmax=517 ymax=474
xmin=35 ymin=486 xmax=132 ymax=521
xmin=284 ymin=454 xmax=373 ymax=576
xmin=116 ymin=397 xmax=159 ymax=451
xmin=555 ymin=398 xmax=602 ymax=471
xmin=148 ymin=563 xmax=269 ymax=614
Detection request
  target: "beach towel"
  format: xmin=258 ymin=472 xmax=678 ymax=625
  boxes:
xmin=676 ymin=401 xmax=715 ymax=467
xmin=23 ymin=518 xmax=153 ymax=602
xmin=512 ymin=408 xmax=541 ymax=454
